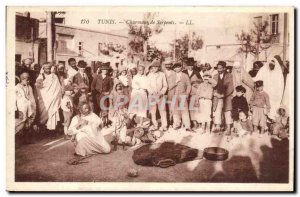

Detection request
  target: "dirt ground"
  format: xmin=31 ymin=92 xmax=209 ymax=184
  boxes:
xmin=15 ymin=129 xmax=289 ymax=183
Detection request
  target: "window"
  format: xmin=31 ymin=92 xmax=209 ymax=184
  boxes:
xmin=270 ymin=14 xmax=279 ymax=35
xmin=57 ymin=34 xmax=74 ymax=54
xmin=55 ymin=17 xmax=65 ymax=24
xmin=78 ymin=42 xmax=83 ymax=56
xmin=254 ymin=16 xmax=262 ymax=26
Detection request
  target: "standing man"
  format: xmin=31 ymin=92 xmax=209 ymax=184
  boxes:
xmin=172 ymin=62 xmax=193 ymax=132
xmin=66 ymin=58 xmax=78 ymax=81
xmin=182 ymin=57 xmax=202 ymax=128
xmin=213 ymin=61 xmax=234 ymax=135
xmin=147 ymin=60 xmax=168 ymax=132
xmin=183 ymin=57 xmax=203 ymax=84
xmin=163 ymin=58 xmax=176 ymax=127
xmin=56 ymin=63 xmax=67 ymax=92
xmin=91 ymin=62 xmax=114 ymax=116
xmin=73 ymin=60 xmax=90 ymax=90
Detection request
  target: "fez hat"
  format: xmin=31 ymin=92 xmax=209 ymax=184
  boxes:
xmin=255 ymin=80 xmax=263 ymax=87
xmin=77 ymin=60 xmax=87 ymax=69
xmin=64 ymin=85 xmax=74 ymax=92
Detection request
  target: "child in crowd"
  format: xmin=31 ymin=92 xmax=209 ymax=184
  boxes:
xmin=273 ymin=106 xmax=289 ymax=139
xmin=250 ymin=80 xmax=271 ymax=136
xmin=109 ymin=83 xmax=128 ymax=117
xmin=73 ymin=82 xmax=94 ymax=114
xmin=232 ymin=85 xmax=249 ymax=121
xmin=60 ymin=85 xmax=74 ymax=139
xmin=108 ymin=83 xmax=132 ymax=151
xmin=196 ymin=72 xmax=217 ymax=134
xmin=190 ymin=80 xmax=201 ymax=129
xmin=72 ymin=83 xmax=79 ymax=95
xmin=233 ymin=110 xmax=253 ymax=137
xmin=118 ymin=68 xmax=130 ymax=96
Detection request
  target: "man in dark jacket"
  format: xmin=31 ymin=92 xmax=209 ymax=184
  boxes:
xmin=91 ymin=62 xmax=113 ymax=115
xmin=73 ymin=60 xmax=90 ymax=90
xmin=182 ymin=57 xmax=203 ymax=84
xmin=213 ymin=61 xmax=234 ymax=135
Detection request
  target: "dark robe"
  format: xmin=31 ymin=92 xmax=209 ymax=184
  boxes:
xmin=232 ymin=95 xmax=249 ymax=121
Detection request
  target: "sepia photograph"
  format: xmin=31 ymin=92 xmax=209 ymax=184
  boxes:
xmin=6 ymin=6 xmax=294 ymax=191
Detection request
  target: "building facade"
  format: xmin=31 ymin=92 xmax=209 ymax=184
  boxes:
xmin=38 ymin=23 xmax=128 ymax=70
xmin=15 ymin=13 xmax=40 ymax=65
xmin=190 ymin=12 xmax=290 ymax=70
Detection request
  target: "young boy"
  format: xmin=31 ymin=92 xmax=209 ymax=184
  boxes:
xmin=109 ymin=83 xmax=131 ymax=150
xmin=61 ymin=85 xmax=74 ymax=139
xmin=196 ymin=72 xmax=217 ymax=134
xmin=190 ymin=80 xmax=201 ymax=129
xmin=232 ymin=85 xmax=249 ymax=121
xmin=73 ymin=83 xmax=93 ymax=114
xmin=273 ymin=106 xmax=289 ymax=139
xmin=15 ymin=72 xmax=36 ymax=137
xmin=250 ymin=80 xmax=271 ymax=135
xmin=233 ymin=110 xmax=253 ymax=137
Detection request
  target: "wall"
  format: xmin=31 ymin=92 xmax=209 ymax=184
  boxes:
xmin=15 ymin=40 xmax=39 ymax=65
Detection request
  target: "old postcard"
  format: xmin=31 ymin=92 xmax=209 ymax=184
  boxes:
xmin=6 ymin=6 xmax=294 ymax=192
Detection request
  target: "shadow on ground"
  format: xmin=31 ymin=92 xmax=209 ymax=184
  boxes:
xmin=15 ymin=133 xmax=289 ymax=183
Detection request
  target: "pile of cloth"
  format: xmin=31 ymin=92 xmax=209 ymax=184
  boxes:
xmin=132 ymin=141 xmax=201 ymax=168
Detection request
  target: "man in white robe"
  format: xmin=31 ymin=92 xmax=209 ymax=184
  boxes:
xmin=35 ymin=63 xmax=62 ymax=130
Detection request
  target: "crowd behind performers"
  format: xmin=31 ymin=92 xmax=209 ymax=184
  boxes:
xmin=15 ymin=55 xmax=290 ymax=150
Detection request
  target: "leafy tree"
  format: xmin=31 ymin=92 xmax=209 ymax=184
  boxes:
xmin=127 ymin=12 xmax=163 ymax=55
xmin=236 ymin=20 xmax=273 ymax=59
xmin=171 ymin=32 xmax=204 ymax=61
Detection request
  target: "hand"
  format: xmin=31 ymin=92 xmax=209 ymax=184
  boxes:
xmin=80 ymin=119 xmax=88 ymax=126
xmin=18 ymin=111 xmax=24 ymax=120
xmin=70 ymin=135 xmax=75 ymax=142
xmin=33 ymin=124 xmax=38 ymax=131
xmin=66 ymin=102 xmax=72 ymax=109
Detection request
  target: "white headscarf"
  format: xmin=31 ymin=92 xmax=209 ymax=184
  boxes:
xmin=39 ymin=63 xmax=52 ymax=75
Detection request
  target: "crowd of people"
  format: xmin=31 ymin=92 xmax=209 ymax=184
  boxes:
xmin=15 ymin=54 xmax=290 ymax=158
